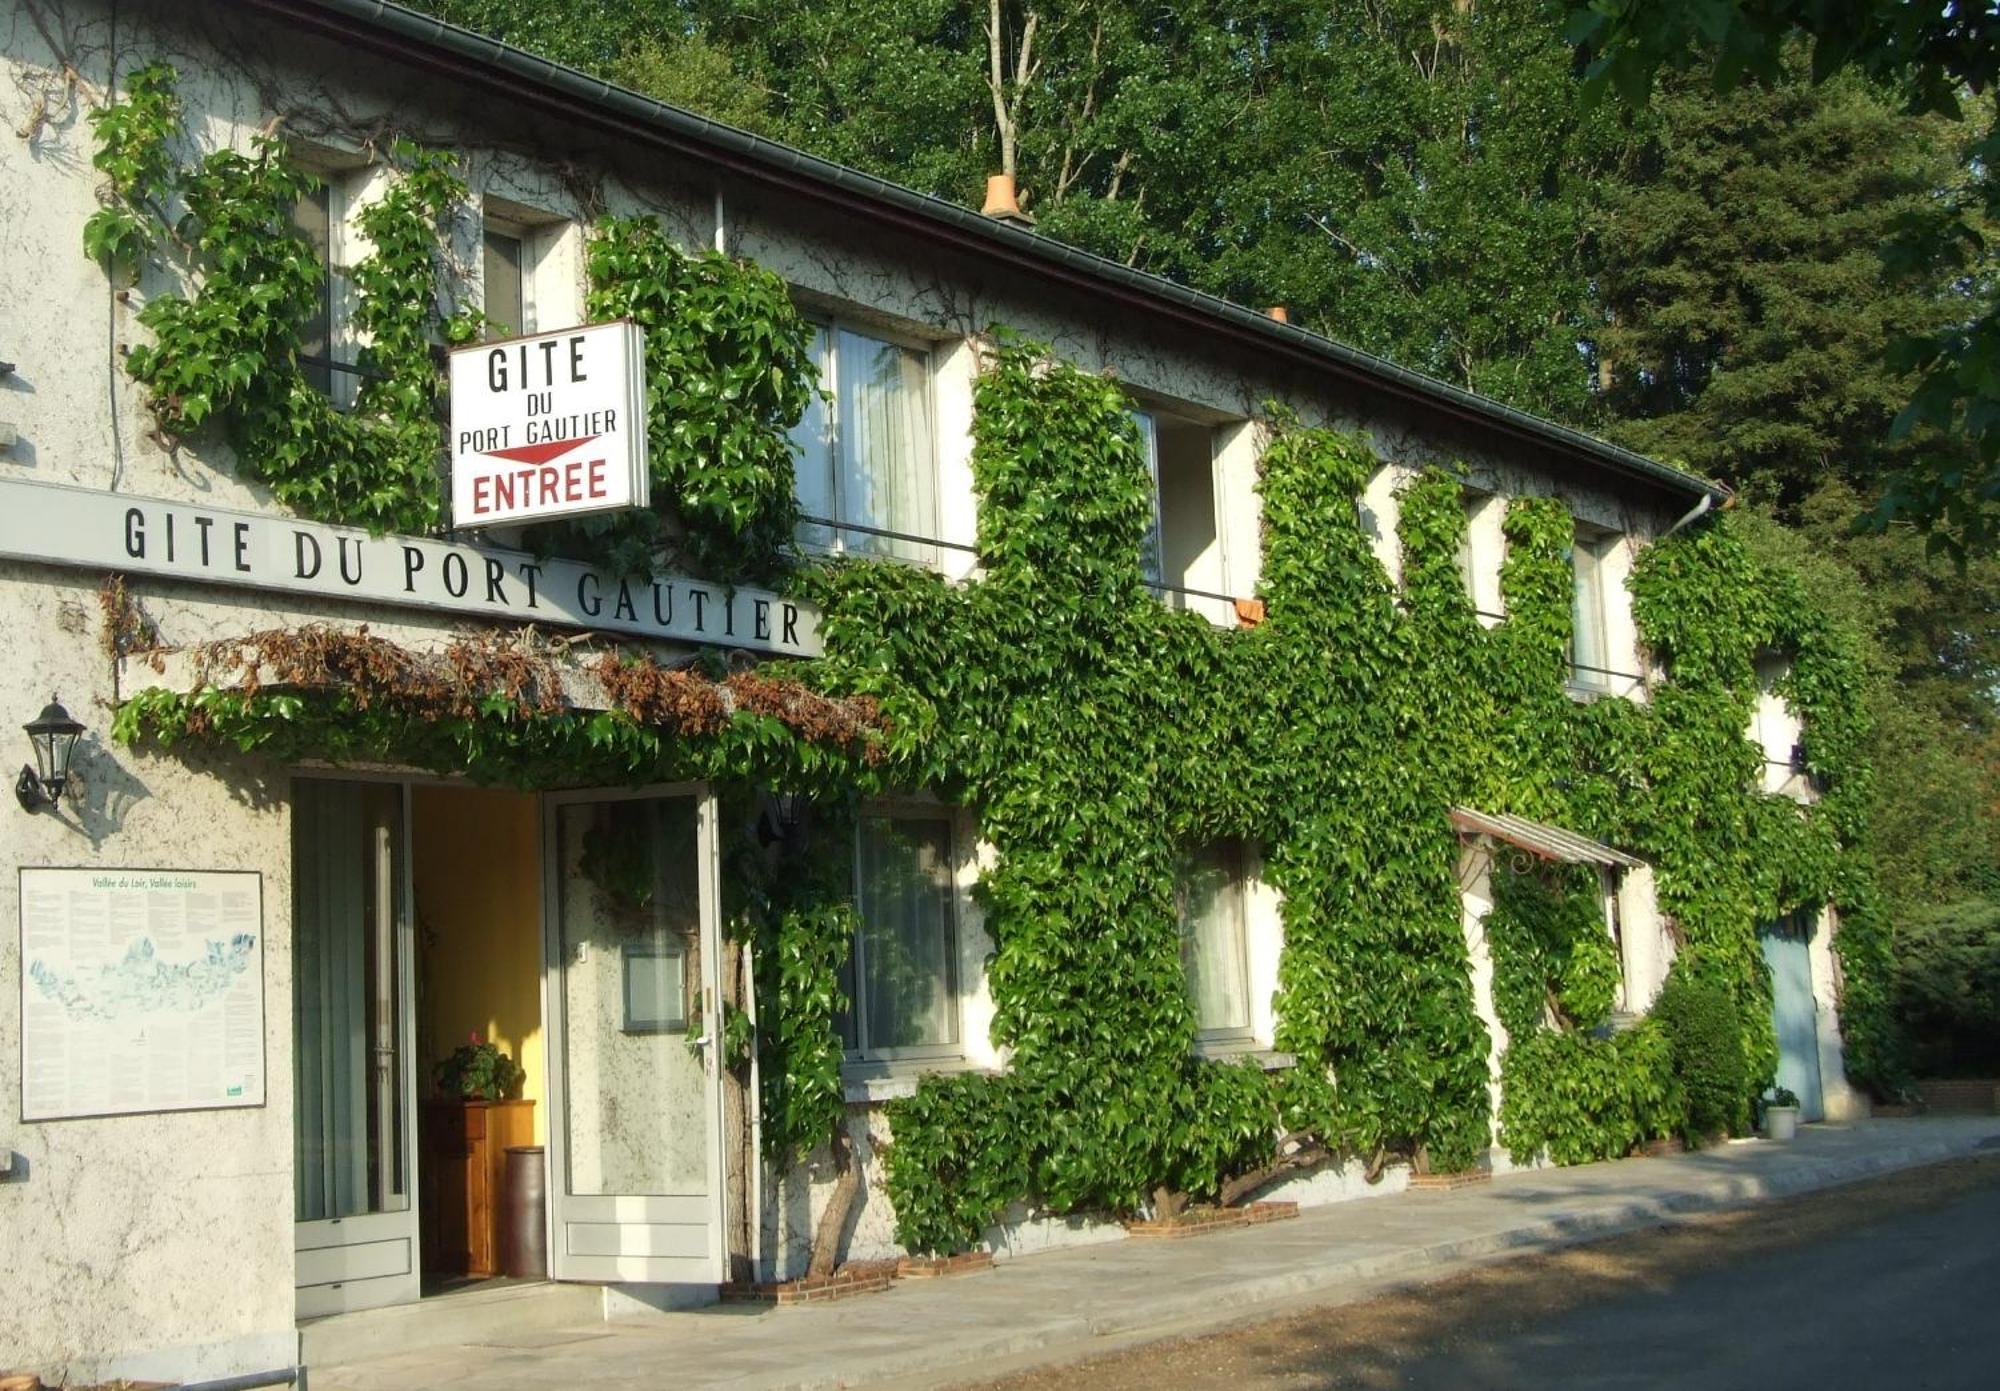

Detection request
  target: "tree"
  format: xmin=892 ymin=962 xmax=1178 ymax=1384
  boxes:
xmin=1563 ymin=0 xmax=2000 ymax=557
xmin=1592 ymin=64 xmax=1980 ymax=513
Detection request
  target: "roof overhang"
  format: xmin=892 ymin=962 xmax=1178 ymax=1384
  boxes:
xmin=227 ymin=0 xmax=1724 ymax=509
xmin=1450 ymin=807 xmax=1644 ymax=869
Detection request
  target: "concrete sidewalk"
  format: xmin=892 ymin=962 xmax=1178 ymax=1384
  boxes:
xmin=310 ymin=1117 xmax=2000 ymax=1391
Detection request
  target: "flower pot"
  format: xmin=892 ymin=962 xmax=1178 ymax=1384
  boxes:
xmin=1764 ymin=1104 xmax=1800 ymax=1141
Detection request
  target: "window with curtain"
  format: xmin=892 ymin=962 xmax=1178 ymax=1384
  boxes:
xmin=792 ymin=325 xmax=937 ymax=564
xmin=840 ymin=811 xmax=961 ymax=1058
xmin=1132 ymin=407 xmax=1163 ymax=585
xmin=1570 ymin=526 xmax=1613 ymax=690
xmin=1178 ymin=843 xmax=1253 ymax=1039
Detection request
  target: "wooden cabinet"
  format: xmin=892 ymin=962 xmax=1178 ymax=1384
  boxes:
xmin=423 ymin=1099 xmax=535 ymax=1278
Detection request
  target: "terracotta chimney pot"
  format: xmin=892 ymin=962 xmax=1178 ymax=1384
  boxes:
xmin=1266 ymin=306 xmax=1289 ymax=323
xmin=983 ymin=173 xmax=1020 ymax=217
xmin=982 ymin=173 xmax=1036 ymax=227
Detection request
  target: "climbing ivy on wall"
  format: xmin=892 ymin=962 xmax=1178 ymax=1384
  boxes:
xmin=89 ymin=67 xmax=811 ymax=579
xmin=1485 ymin=865 xmax=1683 ymax=1164
xmin=90 ymin=70 xmax=1898 ymax=1264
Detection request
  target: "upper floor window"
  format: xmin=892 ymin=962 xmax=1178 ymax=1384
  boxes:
xmin=839 ymin=808 xmax=962 ymax=1060
xmin=1458 ymin=488 xmax=1507 ymax=623
xmin=481 ymin=220 xmax=527 ymax=339
xmin=794 ymin=325 xmax=937 ymax=565
xmin=288 ymin=178 xmax=360 ymax=403
xmin=1133 ymin=405 xmax=1231 ymax=624
xmin=1177 ymin=843 xmax=1253 ymax=1041
xmin=1569 ymin=523 xmax=1617 ymax=691
xmin=477 ymin=201 xmax=582 ymax=341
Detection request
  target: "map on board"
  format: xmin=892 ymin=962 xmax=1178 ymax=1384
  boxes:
xmin=19 ymin=868 xmax=265 ymax=1120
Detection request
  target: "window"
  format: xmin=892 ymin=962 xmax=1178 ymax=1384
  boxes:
xmin=1569 ymin=524 xmax=1615 ymax=691
xmin=1134 ymin=404 xmax=1230 ymax=623
xmin=793 ymin=325 xmax=937 ymax=564
xmin=1177 ymin=844 xmax=1253 ymax=1040
xmin=481 ymin=222 xmax=527 ymax=339
xmin=1599 ymin=866 xmax=1627 ymax=1011
xmin=289 ymin=181 xmax=348 ymax=399
xmin=841 ymin=810 xmax=961 ymax=1058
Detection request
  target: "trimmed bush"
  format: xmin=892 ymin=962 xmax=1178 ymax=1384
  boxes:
xmin=1653 ymin=968 xmax=1751 ymax=1138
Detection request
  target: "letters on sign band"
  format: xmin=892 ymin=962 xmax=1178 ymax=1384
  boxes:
xmin=0 ymin=478 xmax=822 ymax=658
xmin=448 ymin=320 xmax=651 ymax=528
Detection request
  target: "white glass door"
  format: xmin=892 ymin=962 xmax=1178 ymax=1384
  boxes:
xmin=542 ymin=787 xmax=726 ymax=1284
xmin=293 ymin=778 xmax=420 ymax=1317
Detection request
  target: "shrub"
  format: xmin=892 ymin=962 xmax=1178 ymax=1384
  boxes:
xmin=1498 ymin=1019 xmax=1684 ymax=1165
xmin=1652 ymin=968 xmax=1751 ymax=1138
xmin=1893 ymin=897 xmax=2000 ymax=1076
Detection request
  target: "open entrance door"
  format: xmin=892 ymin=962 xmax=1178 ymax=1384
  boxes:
xmin=542 ymin=787 xmax=726 ymax=1284
xmin=293 ymin=778 xmax=421 ymax=1317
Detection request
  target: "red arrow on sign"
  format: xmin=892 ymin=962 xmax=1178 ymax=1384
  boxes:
xmin=478 ymin=435 xmax=600 ymax=467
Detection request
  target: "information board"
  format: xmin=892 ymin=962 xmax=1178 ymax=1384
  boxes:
xmin=19 ymin=868 xmax=265 ymax=1121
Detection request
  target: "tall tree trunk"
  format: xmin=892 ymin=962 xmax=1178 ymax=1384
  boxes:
xmin=985 ymin=0 xmax=1039 ymax=180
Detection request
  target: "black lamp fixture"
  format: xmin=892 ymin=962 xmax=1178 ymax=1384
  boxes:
xmin=756 ymin=788 xmax=812 ymax=855
xmin=17 ymin=697 xmax=85 ymax=812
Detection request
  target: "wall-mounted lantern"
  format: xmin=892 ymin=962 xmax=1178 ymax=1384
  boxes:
xmin=757 ymin=788 xmax=812 ymax=856
xmin=17 ymin=698 xmax=85 ymax=812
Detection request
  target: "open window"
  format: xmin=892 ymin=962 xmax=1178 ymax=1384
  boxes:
xmin=793 ymin=323 xmax=939 ymax=565
xmin=1133 ymin=405 xmax=1232 ymax=624
xmin=1459 ymin=488 xmax=1506 ymax=625
xmin=1568 ymin=521 xmax=1619 ymax=692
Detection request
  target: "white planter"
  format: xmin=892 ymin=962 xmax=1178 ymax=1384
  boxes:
xmin=1765 ymin=1105 xmax=1800 ymax=1141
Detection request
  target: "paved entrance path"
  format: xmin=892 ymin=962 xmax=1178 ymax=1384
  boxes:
xmin=310 ymin=1118 xmax=2000 ymax=1391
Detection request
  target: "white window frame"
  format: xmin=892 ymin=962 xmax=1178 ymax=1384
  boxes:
xmin=1178 ymin=841 xmax=1257 ymax=1047
xmin=843 ymin=802 xmax=968 ymax=1065
xmin=794 ymin=319 xmax=942 ymax=566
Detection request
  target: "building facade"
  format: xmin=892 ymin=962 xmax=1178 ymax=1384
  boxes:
xmin=2 ymin=1 xmax=1868 ymax=1382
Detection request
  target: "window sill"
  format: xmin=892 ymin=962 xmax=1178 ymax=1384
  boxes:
xmin=1191 ymin=1039 xmax=1294 ymax=1070
xmin=840 ymin=1057 xmax=986 ymax=1103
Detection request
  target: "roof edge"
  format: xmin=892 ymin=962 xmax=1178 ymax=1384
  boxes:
xmin=234 ymin=0 xmax=1724 ymax=506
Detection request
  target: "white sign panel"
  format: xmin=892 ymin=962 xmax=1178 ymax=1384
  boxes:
xmin=449 ymin=320 xmax=650 ymax=527
xmin=19 ymin=868 xmax=265 ymax=1121
xmin=0 ymin=478 xmax=822 ymax=658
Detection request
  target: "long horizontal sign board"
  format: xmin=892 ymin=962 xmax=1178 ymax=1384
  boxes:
xmin=0 ymin=477 xmax=821 ymax=658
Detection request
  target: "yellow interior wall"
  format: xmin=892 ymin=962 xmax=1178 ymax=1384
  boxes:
xmin=413 ymin=786 xmax=546 ymax=1143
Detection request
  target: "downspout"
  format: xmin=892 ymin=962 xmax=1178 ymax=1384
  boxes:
xmin=1661 ymin=491 xmax=1714 ymax=539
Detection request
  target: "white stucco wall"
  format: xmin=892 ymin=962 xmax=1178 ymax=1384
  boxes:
xmin=0 ymin=564 xmax=300 ymax=1384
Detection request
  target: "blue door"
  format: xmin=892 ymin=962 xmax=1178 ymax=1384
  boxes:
xmin=1762 ymin=919 xmax=1825 ymax=1122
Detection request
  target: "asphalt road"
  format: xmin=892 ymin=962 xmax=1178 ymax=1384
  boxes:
xmin=1386 ymin=1173 xmax=2000 ymax=1389
xmin=970 ymin=1152 xmax=2000 ymax=1391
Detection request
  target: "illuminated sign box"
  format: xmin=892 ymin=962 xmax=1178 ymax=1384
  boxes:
xmin=449 ymin=320 xmax=650 ymax=527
